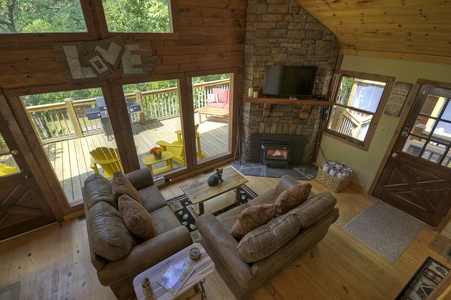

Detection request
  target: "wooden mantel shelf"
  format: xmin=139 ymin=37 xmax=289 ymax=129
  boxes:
xmin=244 ymin=97 xmax=333 ymax=119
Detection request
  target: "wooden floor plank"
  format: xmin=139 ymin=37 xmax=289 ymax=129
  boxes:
xmin=0 ymin=170 xmax=450 ymax=299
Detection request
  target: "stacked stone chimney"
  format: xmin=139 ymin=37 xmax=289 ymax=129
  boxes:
xmin=240 ymin=0 xmax=340 ymax=165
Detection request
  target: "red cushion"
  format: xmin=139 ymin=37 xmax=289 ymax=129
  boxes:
xmin=212 ymin=88 xmax=229 ymax=103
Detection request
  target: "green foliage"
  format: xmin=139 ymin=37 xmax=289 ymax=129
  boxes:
xmin=122 ymin=80 xmax=177 ymax=94
xmin=103 ymin=0 xmax=170 ymax=33
xmin=0 ymin=0 xmax=169 ymax=33
xmin=22 ymin=88 xmax=102 ymax=106
xmin=0 ymin=0 xmax=86 ymax=33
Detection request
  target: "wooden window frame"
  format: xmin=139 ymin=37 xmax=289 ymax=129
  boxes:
xmin=325 ymin=70 xmax=395 ymax=150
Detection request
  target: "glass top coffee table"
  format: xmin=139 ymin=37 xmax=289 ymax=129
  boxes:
xmin=179 ymin=166 xmax=248 ymax=216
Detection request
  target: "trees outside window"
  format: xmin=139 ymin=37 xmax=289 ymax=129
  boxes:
xmin=102 ymin=0 xmax=171 ymax=33
xmin=326 ymin=71 xmax=394 ymax=149
xmin=0 ymin=0 xmax=87 ymax=33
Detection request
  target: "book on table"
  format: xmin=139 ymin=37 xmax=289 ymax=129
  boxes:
xmin=157 ymin=260 xmax=195 ymax=296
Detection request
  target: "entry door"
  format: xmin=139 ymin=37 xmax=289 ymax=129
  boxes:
xmin=373 ymin=85 xmax=451 ymax=228
xmin=0 ymin=95 xmax=56 ymax=240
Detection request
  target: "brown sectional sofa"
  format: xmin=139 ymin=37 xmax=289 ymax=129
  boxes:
xmin=196 ymin=175 xmax=339 ymax=299
xmin=82 ymin=168 xmax=192 ymax=299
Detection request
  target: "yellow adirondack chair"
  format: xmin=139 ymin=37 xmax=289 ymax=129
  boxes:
xmin=0 ymin=163 xmax=19 ymax=176
xmin=157 ymin=124 xmax=206 ymax=165
xmin=89 ymin=147 xmax=123 ymax=178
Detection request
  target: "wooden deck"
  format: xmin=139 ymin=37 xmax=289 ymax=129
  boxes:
xmin=1 ymin=114 xmax=229 ymax=204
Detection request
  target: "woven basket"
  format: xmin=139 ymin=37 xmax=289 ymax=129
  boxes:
xmin=316 ymin=168 xmax=352 ymax=192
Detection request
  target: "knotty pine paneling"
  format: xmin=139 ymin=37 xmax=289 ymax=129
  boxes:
xmin=0 ymin=0 xmax=247 ymax=90
xmin=297 ymin=0 xmax=451 ymax=63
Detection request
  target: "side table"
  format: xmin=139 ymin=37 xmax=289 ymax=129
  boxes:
xmin=133 ymin=243 xmax=215 ymax=300
xmin=142 ymin=151 xmax=174 ymax=175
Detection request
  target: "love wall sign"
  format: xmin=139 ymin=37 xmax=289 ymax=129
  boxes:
xmin=53 ymin=36 xmax=157 ymax=83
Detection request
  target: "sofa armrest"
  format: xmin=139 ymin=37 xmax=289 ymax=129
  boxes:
xmin=196 ymin=214 xmax=255 ymax=285
xmin=275 ymin=175 xmax=299 ymax=194
xmin=96 ymin=226 xmax=192 ymax=285
xmin=124 ymin=168 xmax=154 ymax=190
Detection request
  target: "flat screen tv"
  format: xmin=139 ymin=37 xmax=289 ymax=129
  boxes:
xmin=262 ymin=65 xmax=317 ymax=97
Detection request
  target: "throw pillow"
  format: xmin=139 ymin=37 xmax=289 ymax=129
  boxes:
xmin=88 ymin=201 xmax=135 ymax=260
xmin=275 ymin=183 xmax=312 ymax=215
xmin=207 ymin=93 xmax=219 ymax=103
xmin=236 ymin=213 xmax=301 ymax=263
xmin=212 ymin=88 xmax=229 ymax=103
xmin=112 ymin=172 xmax=142 ymax=204
xmin=118 ymin=194 xmax=156 ymax=241
xmin=230 ymin=204 xmax=278 ymax=240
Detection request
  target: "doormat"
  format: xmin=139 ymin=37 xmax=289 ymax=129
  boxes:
xmin=231 ymin=162 xmax=318 ymax=180
xmin=0 ymin=281 xmax=20 ymax=300
xmin=166 ymin=185 xmax=257 ymax=243
xmin=395 ymin=256 xmax=449 ymax=300
xmin=343 ymin=200 xmax=424 ymax=263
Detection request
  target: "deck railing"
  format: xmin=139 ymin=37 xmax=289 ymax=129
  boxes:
xmin=25 ymin=79 xmax=230 ymax=144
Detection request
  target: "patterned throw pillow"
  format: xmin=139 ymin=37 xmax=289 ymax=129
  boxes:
xmin=118 ymin=194 xmax=156 ymax=240
xmin=275 ymin=183 xmax=312 ymax=215
xmin=230 ymin=204 xmax=278 ymax=240
xmin=112 ymin=172 xmax=142 ymax=203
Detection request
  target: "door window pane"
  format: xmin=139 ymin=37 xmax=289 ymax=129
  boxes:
xmin=102 ymin=0 xmax=171 ymax=33
xmin=0 ymin=0 xmax=87 ymax=33
xmin=0 ymin=133 xmax=20 ymax=176
xmin=21 ymin=88 xmax=115 ymax=203
xmin=402 ymin=93 xmax=451 ymax=168
xmin=192 ymin=73 xmax=231 ymax=162
xmin=122 ymin=80 xmax=183 ymax=175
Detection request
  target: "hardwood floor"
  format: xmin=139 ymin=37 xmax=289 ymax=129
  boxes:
xmin=0 ymin=167 xmax=450 ymax=300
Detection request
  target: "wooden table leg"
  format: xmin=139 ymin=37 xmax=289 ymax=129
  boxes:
xmin=199 ymin=203 xmax=205 ymax=215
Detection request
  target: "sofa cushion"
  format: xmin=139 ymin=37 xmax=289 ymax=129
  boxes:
xmin=235 ymin=213 xmax=301 ymax=263
xmin=230 ymin=204 xmax=278 ymax=239
xmin=212 ymin=88 xmax=229 ymax=103
xmin=88 ymin=201 xmax=134 ymax=261
xmin=118 ymin=194 xmax=156 ymax=240
xmin=291 ymin=191 xmax=338 ymax=229
xmin=275 ymin=183 xmax=312 ymax=215
xmin=112 ymin=172 xmax=142 ymax=203
xmin=207 ymin=93 xmax=219 ymax=103
xmin=83 ymin=174 xmax=117 ymax=210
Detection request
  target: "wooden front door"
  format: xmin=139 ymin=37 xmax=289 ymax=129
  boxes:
xmin=373 ymin=85 xmax=451 ymax=228
xmin=0 ymin=95 xmax=57 ymax=240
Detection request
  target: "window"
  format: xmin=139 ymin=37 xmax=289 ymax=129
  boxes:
xmin=326 ymin=71 xmax=393 ymax=149
xmin=402 ymin=90 xmax=451 ymax=168
xmin=0 ymin=0 xmax=87 ymax=33
xmin=102 ymin=0 xmax=172 ymax=33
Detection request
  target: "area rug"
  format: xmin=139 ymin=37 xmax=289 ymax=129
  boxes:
xmin=343 ymin=200 xmax=424 ymax=263
xmin=231 ymin=162 xmax=318 ymax=180
xmin=0 ymin=281 xmax=20 ymax=300
xmin=395 ymin=256 xmax=449 ymax=299
xmin=166 ymin=184 xmax=258 ymax=243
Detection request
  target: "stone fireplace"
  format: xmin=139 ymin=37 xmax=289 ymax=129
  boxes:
xmin=240 ymin=0 xmax=340 ymax=166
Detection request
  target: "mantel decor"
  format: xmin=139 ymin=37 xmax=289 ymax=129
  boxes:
xmin=244 ymin=97 xmax=332 ymax=119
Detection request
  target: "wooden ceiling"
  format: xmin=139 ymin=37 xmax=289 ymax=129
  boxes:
xmin=296 ymin=0 xmax=451 ymax=64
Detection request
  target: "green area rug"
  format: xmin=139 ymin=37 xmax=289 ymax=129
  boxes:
xmin=167 ymin=184 xmax=257 ymax=243
xmin=343 ymin=200 xmax=424 ymax=263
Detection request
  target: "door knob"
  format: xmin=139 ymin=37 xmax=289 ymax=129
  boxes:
xmin=392 ymin=152 xmax=399 ymax=158
xmin=11 ymin=150 xmax=19 ymax=155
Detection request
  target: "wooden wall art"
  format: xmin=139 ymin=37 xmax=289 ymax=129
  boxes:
xmin=52 ymin=36 xmax=156 ymax=83
xmin=384 ymin=82 xmax=413 ymax=117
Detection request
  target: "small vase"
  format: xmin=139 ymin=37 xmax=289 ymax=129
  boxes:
xmin=153 ymin=153 xmax=162 ymax=160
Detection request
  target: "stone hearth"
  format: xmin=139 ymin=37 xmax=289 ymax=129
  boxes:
xmin=240 ymin=0 xmax=340 ymax=166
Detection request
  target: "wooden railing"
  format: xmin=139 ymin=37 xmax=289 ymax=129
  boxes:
xmin=329 ymin=106 xmax=372 ymax=139
xmin=25 ymin=79 xmax=230 ymax=144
